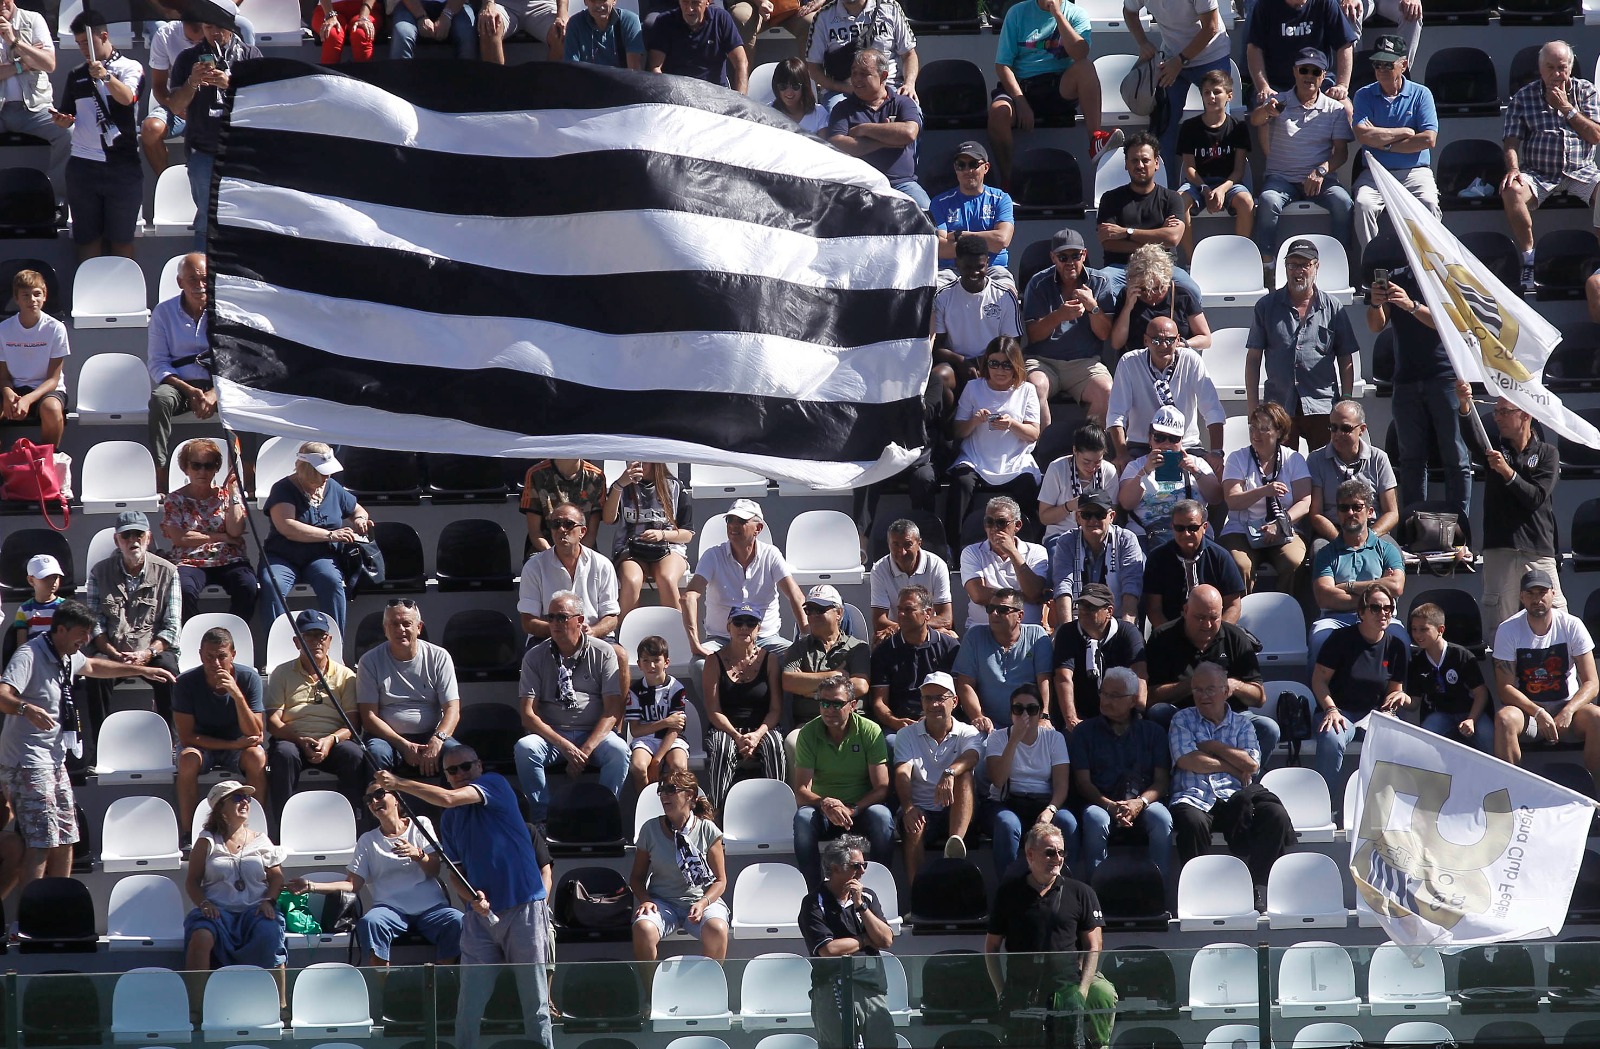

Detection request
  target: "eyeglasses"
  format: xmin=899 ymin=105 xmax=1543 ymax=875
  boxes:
xmin=189 ymin=459 xmax=222 ymax=470
xmin=984 ymin=517 xmax=1013 ymax=529
xmin=954 ymin=159 xmax=983 ymax=170
xmin=1371 ymin=60 xmax=1396 ymax=69
xmin=386 ymin=598 xmax=417 ymax=609
xmin=818 ymin=698 xmax=851 ymax=710
xmin=1297 ymin=65 xmax=1323 ymax=75
xmin=1011 ymin=703 xmax=1042 ymax=715
xmin=986 ymin=358 xmax=1014 ymax=370
xmin=1148 ymin=335 xmax=1179 ymax=346
xmin=547 ymin=612 xmax=581 ymax=624
xmin=1337 ymin=503 xmax=1369 ymax=513
xmin=730 ymin=616 xmax=761 ymax=628
xmin=1173 ymin=523 xmax=1203 ymax=534
xmin=1364 ymin=604 xmax=1394 ymax=616
xmin=365 ymin=789 xmax=390 ymax=804
xmin=443 ymin=760 xmax=479 ymax=776
xmin=1038 ymin=847 xmax=1066 ymax=859
xmin=1493 ymin=406 xmax=1522 ymax=417
xmin=1330 ymin=423 xmax=1362 ymax=434
xmin=551 ymin=519 xmax=584 ymax=531
xmin=988 ymin=605 xmax=1024 ymax=616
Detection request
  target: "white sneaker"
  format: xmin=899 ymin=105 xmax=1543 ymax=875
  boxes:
xmin=943 ymin=835 xmax=968 ymax=860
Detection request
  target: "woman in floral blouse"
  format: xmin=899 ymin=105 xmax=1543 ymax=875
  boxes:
xmin=161 ymin=438 xmax=258 ymax=622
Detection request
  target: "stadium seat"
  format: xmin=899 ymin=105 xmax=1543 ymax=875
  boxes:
xmin=179 ymin=612 xmax=255 ymax=673
xmin=56 ymin=0 xmax=133 ymax=45
xmin=367 ymin=521 xmax=427 ymax=593
xmin=1455 ymin=943 xmax=1540 ymax=1013
xmin=1095 ymin=55 xmax=1151 ymax=128
xmin=148 ymin=165 xmax=195 ymax=235
xmin=1203 ymin=1026 xmax=1259 ymax=1049
xmin=552 ymin=962 xmax=646 ymax=1032
xmin=1188 ymin=943 xmax=1258 ymax=1018
xmin=16 ymin=877 xmax=97 ymax=952
xmin=0 ymin=527 xmax=73 ymax=598
xmin=253 ymin=436 xmax=299 ymax=509
xmin=1264 ymin=852 xmax=1347 ymax=929
xmin=337 ymin=447 xmax=423 ymax=504
xmin=1548 ymin=939 xmax=1600 ymax=1010
xmin=280 ymin=791 xmax=358 ymax=866
xmin=290 ymin=962 xmax=373 ymax=1038
xmin=1090 ymin=853 xmax=1169 ymax=931
xmin=1435 ymin=139 xmax=1506 ymax=211
xmin=862 ymin=860 xmax=905 ymax=933
xmin=93 ymin=710 xmax=176 ymax=783
xmin=901 ymin=0 xmax=980 ymax=31
xmin=1559 ymin=407 xmax=1600 ymax=478
xmin=422 ymin=453 xmax=510 ymax=503
xmin=546 ymin=781 xmax=625 ymax=855
xmin=730 ymin=862 xmax=808 ymax=939
xmin=20 ymin=970 xmax=101 ymax=1044
xmin=713 ymin=781 xmax=794 ymax=857
xmin=748 ymin=61 xmax=776 ymax=105
xmin=616 ymin=605 xmax=696 ymax=678
xmin=71 ymin=256 xmax=150 ymax=327
xmin=441 ymin=609 xmax=522 ymax=681
xmin=250 ymin=0 xmax=307 ymax=41
xmin=1260 ymin=767 xmax=1336 ymax=842
xmin=697 ymin=512 xmax=776 ymax=558
xmin=192 ymin=794 xmax=270 ymax=842
xmin=1368 ymin=945 xmax=1450 ymax=1015
xmin=0 ymin=258 xmax=62 ymax=315
xmin=632 ymin=782 xmax=670 ymax=841
xmin=1193 ymin=239 xmax=1268 ymax=310
xmin=917 ymin=60 xmax=988 ymax=128
xmin=1202 ymin=327 xmax=1251 ymax=402
xmin=1536 ymin=228 xmax=1600 ymax=299
xmin=104 ymin=874 xmax=187 ymax=950
xmin=1500 ymin=0 xmax=1578 ymax=21
xmin=0 ymin=169 xmax=57 ymax=238
xmin=1177 ymin=855 xmax=1259 ymax=932
xmin=919 ymin=950 xmax=998 ymax=1024
xmin=76 ymin=353 xmax=152 ymax=424
xmin=1383 ymin=1022 xmax=1454 ymax=1045
xmin=452 ymin=701 xmax=522 ymax=774
xmin=1277 ymin=941 xmax=1359 ymax=1017
xmin=755 ymin=1035 xmax=818 ymax=1049
xmin=202 ymin=964 xmax=287 ymax=1041
xmin=167 ymin=437 xmax=232 ymax=493
xmin=786 ymin=509 xmax=865 ymax=586
xmin=1459 ymin=230 xmax=1523 ymax=290
xmin=84 ymin=527 xmax=116 ymax=583
xmin=1542 ymin=324 xmax=1600 ymax=392
xmin=266 ymin=612 xmax=346 ymax=670
xmin=882 ymin=951 xmax=913 ymax=1025
xmin=650 ymin=955 xmax=731 ymax=1032
xmin=1015 ymin=239 xmax=1054 ymax=286
xmin=158 ymin=254 xmax=183 ymax=301
xmin=1274 ymin=236 xmax=1352 ymax=304
xmin=664 ymin=1039 xmax=732 ymax=1049
xmin=1103 ymin=951 xmax=1180 ymax=1020
xmin=434 ymin=519 xmax=516 ymax=592
xmin=1238 ymin=592 xmax=1309 ymax=666
xmin=917 ymin=141 xmax=961 ymax=200
xmin=687 ymin=463 xmax=769 ymax=499
xmin=740 ymin=954 xmax=813 ymax=1030
xmin=80 ymin=440 xmax=161 ymax=513
xmin=111 ymin=967 xmax=193 ymax=1044
xmin=1425 ymin=47 xmax=1499 ymax=113
xmin=1404 ymin=588 xmax=1486 ymax=654
xmin=1291 ymin=1022 xmax=1362 ymax=1048
xmin=1011 ymin=148 xmax=1086 ymax=218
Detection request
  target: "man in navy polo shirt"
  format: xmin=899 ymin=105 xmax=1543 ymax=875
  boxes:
xmin=1142 ymin=499 xmax=1245 ymax=627
xmin=645 ymin=0 xmax=746 ymax=90
xmin=828 ymin=49 xmax=929 ymax=208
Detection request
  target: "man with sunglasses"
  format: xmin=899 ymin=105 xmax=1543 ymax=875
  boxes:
xmin=146 ymin=252 xmax=214 ymax=488
xmin=517 ymin=501 xmax=630 ymax=697
xmin=1305 ymin=400 xmax=1398 ymax=544
xmin=793 ymin=674 xmax=894 ymax=887
xmin=376 ymin=745 xmax=554 ymax=1049
xmin=954 ymin=586 xmax=1053 ymax=733
xmin=932 ymin=234 xmax=1024 ymax=386
xmin=1349 ymin=34 xmax=1437 ymax=250
xmin=785 ymin=584 xmax=870 ymax=730
xmin=82 ymin=510 xmax=182 ymax=735
xmin=798 ymin=834 xmax=897 ymax=1049
xmin=1142 ymin=499 xmax=1244 ymax=628
xmin=932 ymin=142 xmax=1015 ymax=273
xmin=1105 ymin=314 xmax=1225 ymax=471
xmin=358 ymin=599 xmax=460 ymax=780
xmin=1052 ymin=583 xmax=1146 ymax=730
xmin=894 ymin=671 xmax=980 ymax=881
xmin=1248 ymin=51 xmax=1354 ymax=265
xmin=1491 ymin=569 xmax=1600 ymax=779
xmin=682 ymin=498 xmax=806 ymax=659
xmin=1309 ymin=477 xmax=1407 ymax=662
xmin=1049 ymin=491 xmax=1143 ymax=625
xmin=960 ymin=495 xmax=1049 ymax=630
xmin=1022 ymin=228 xmax=1115 ymax=429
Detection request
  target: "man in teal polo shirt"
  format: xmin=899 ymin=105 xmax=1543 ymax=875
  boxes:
xmin=1309 ymin=477 xmax=1407 ymax=662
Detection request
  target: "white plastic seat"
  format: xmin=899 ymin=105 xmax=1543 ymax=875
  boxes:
xmin=680 ymin=701 xmax=707 ymax=769
xmin=111 ymin=967 xmax=194 ymax=1043
xmin=722 ymin=779 xmax=799 ymax=855
xmin=617 ymin=604 xmax=697 ymax=679
xmin=1384 ymin=1022 xmax=1454 ymax=1044
xmin=786 ymin=510 xmax=864 ymax=586
xmin=755 ymin=1036 xmax=818 ymax=1049
xmin=730 ymin=862 xmax=808 ymax=939
xmin=1262 ymin=767 xmax=1337 ymax=842
xmin=1205 ymin=328 xmax=1252 ymax=402
xmin=290 ymin=962 xmax=373 ymax=1038
xmin=85 ymin=527 xmax=116 ymax=578
xmin=1077 ymin=0 xmax=1143 ymax=27
xmin=881 ymin=952 xmax=913 ymax=1026
xmin=1277 ymin=941 xmax=1360 ymax=1017
xmin=862 ymin=861 xmax=904 ymax=933
xmin=254 ymin=436 xmax=299 ymax=510
xmin=149 ymin=165 xmax=196 ymax=235
xmin=71 ymin=256 xmax=150 ymax=327
xmin=1274 ymin=235 xmax=1353 ymax=305
xmin=1203 ymin=1024 xmax=1260 ymax=1049
xmin=1189 ymin=944 xmax=1258 ymax=1018
xmin=1368 ymin=945 xmax=1451 ymax=1015
xmin=651 ymin=955 xmax=732 ymax=1031
xmin=665 ymin=1039 xmax=733 ymax=1049
xmin=739 ymin=953 xmax=814 ymax=1030
xmin=1178 ymin=854 xmax=1259 ymax=932
xmin=1095 ymin=54 xmax=1151 ymax=127
xmin=250 ymin=0 xmax=310 ymax=40
xmin=158 ymin=254 xmax=184 ymax=301
xmin=202 ymin=965 xmax=286 ymax=1041
xmin=1292 ymin=1022 xmax=1362 ymax=1048
xmin=101 ymin=795 xmax=183 ymax=872
xmin=1239 ymin=592 xmax=1309 ymax=666
xmin=280 ymin=791 xmax=357 ymax=866
xmin=76 ymin=353 xmax=152 ymax=424
xmin=1265 ymin=852 xmax=1348 ymax=929
xmin=266 ymin=612 xmax=346 ymax=672
xmin=93 ymin=709 xmax=176 ymax=783
xmin=80 ymin=440 xmax=161 ymax=513
xmin=689 ymin=463 xmax=770 ymax=499
xmin=167 ymin=437 xmax=233 ymax=494
xmin=749 ymin=61 xmax=778 ymax=106
xmin=179 ymin=613 xmax=256 ymax=673
xmin=1194 ymin=238 xmax=1269 ymax=309
xmin=104 ymin=874 xmax=187 ymax=950
xmin=193 ymin=795 xmax=270 ymax=842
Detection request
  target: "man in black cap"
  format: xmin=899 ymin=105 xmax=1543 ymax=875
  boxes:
xmin=1049 ymin=490 xmax=1145 ymax=625
xmin=930 ymin=140 xmax=1016 ymax=275
xmin=1350 ymin=33 xmax=1437 ymax=250
xmin=1051 ymin=582 xmax=1146 ymax=730
xmin=1022 ymin=228 xmax=1114 ymax=429
xmin=1491 ymin=568 xmax=1600 ymax=778
xmin=83 ymin=509 xmax=182 ymax=730
xmin=1249 ymin=46 xmax=1354 ymax=264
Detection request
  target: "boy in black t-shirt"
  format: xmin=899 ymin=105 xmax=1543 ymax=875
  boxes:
xmin=1177 ymin=69 xmax=1254 ymax=259
xmin=1407 ymin=603 xmax=1492 ymax=753
xmin=624 ymin=635 xmax=689 ymax=788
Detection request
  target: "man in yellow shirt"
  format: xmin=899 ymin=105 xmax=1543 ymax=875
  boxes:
xmin=265 ymin=609 xmax=366 ymax=836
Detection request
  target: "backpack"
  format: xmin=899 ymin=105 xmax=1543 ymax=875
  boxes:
xmin=1275 ymin=689 xmax=1314 ymax=765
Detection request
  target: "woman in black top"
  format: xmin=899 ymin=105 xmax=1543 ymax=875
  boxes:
xmin=1311 ymin=581 xmax=1411 ymax=793
xmin=701 ymin=604 xmax=785 ymax=811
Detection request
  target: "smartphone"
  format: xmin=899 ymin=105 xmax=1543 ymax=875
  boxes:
xmin=198 ymin=52 xmax=216 ymax=64
xmin=1155 ymin=449 xmax=1184 ymax=483
xmin=1372 ymin=267 xmax=1390 ymax=291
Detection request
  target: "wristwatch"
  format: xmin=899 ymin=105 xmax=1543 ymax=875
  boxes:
xmin=1563 ymin=107 xmax=1578 ymax=121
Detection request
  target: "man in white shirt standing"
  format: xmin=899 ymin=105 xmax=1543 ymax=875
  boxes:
xmin=1492 ymin=569 xmax=1600 ymax=779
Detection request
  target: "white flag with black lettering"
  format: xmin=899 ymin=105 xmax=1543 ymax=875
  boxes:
xmin=1349 ymin=713 xmax=1595 ymax=946
xmin=207 ymin=59 xmax=935 ymax=489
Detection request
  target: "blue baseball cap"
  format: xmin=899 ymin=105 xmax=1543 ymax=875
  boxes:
xmin=294 ymin=609 xmax=334 ymax=634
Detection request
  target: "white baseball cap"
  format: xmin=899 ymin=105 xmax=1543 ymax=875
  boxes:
xmin=25 ymin=554 xmax=63 ymax=579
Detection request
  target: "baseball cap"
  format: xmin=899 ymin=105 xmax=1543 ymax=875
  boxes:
xmin=727 ymin=602 xmax=762 ymax=623
xmin=1051 ymin=229 xmax=1087 ymax=255
xmin=206 ymin=780 xmax=255 ymax=810
xmin=1151 ymin=404 xmax=1187 ymax=437
xmin=725 ymin=498 xmax=764 ymax=521
xmin=296 ymin=448 xmax=343 ymax=475
xmin=954 ymin=140 xmax=989 ymax=163
xmin=115 ymin=510 xmax=150 ymax=534
xmin=25 ymin=554 xmax=62 ymax=579
xmin=919 ymin=671 xmax=956 ymax=696
xmin=1285 ymin=238 xmax=1320 ymax=262
xmin=1079 ymin=490 xmax=1114 ymax=513
xmin=1294 ymin=47 xmax=1330 ymax=72
xmin=804 ymin=584 xmax=842 ymax=610
xmin=1076 ymin=583 xmax=1114 ymax=609
xmin=294 ymin=608 xmax=335 ymax=634
xmin=1371 ymin=35 xmax=1407 ymax=63
xmin=1521 ymin=569 xmax=1556 ymax=592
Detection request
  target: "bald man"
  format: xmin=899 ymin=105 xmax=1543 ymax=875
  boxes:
xmin=147 ymin=252 xmax=214 ymax=488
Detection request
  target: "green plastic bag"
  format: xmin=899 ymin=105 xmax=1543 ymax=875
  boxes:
xmin=276 ymin=890 xmax=322 ymax=935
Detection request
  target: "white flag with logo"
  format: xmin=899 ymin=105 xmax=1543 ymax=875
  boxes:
xmin=1349 ymin=714 xmax=1595 ymax=946
xmin=1368 ymin=156 xmax=1600 ymax=449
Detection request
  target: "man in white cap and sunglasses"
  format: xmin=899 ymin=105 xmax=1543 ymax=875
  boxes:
xmin=681 ymin=498 xmax=805 ymax=659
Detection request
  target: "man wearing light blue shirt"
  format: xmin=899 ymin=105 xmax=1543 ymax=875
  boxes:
xmin=930 ymin=142 xmax=1014 ymax=272
xmin=146 ymin=251 xmax=212 ymax=483
xmin=1350 ymin=35 xmax=1437 ymax=249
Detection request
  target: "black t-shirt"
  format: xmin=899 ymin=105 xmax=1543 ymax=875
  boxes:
xmin=1116 ymin=285 xmax=1204 ymax=355
xmin=1142 ymin=537 xmax=1247 ymax=625
xmin=1051 ymin=620 xmax=1146 ymax=722
xmin=1317 ymin=625 xmax=1408 ymax=718
xmin=1097 ymin=184 xmax=1181 ymax=267
xmin=1144 ymin=620 xmax=1263 ymax=710
xmin=988 ymin=873 xmax=1104 ymax=990
xmin=870 ymin=631 xmax=961 ymax=720
xmin=168 ymin=39 xmax=264 ymax=155
xmin=1405 ymin=641 xmax=1485 ymax=718
xmin=1381 ymin=266 xmax=1450 ymax=383
xmin=1177 ymin=113 xmax=1251 ymax=183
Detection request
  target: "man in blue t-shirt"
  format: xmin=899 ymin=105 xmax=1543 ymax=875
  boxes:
xmin=1349 ymin=35 xmax=1437 ymax=249
xmin=172 ymin=625 xmax=267 ymax=845
xmin=828 ymin=49 xmax=929 ymax=208
xmin=379 ymin=746 xmax=551 ymax=1049
xmin=646 ymin=0 xmax=746 ymax=89
xmin=929 ymin=141 xmax=1015 ymax=272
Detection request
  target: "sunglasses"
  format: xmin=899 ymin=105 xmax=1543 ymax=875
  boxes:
xmin=984 ymin=517 xmax=1014 ymax=528
xmin=1038 ymin=847 xmax=1066 ymax=859
xmin=730 ymin=616 xmax=761 ymax=628
xmin=547 ymin=612 xmax=581 ymax=623
xmin=229 ymin=793 xmax=252 ymax=805
xmin=443 ymin=760 xmax=479 ymax=776
xmin=1330 ymin=423 xmax=1362 ymax=434
xmin=365 ymin=789 xmax=390 ymax=804
xmin=1012 ymin=703 xmax=1042 ymax=715
xmin=551 ymin=519 xmax=584 ymax=531
xmin=1371 ymin=60 xmax=1396 ymax=69
xmin=774 ymin=81 xmax=802 ymax=91
xmin=387 ymin=598 xmax=417 ymax=608
xmin=1152 ymin=433 xmax=1183 ymax=444
xmin=988 ymin=605 xmax=1023 ymax=616
xmin=847 ymin=860 xmax=869 ymax=872
xmin=954 ymin=159 xmax=983 ymax=170
xmin=1337 ymin=503 xmax=1369 ymax=513
xmin=1297 ymin=65 xmax=1324 ymax=75
xmin=1173 ymin=524 xmax=1203 ymax=534
xmin=818 ymin=698 xmax=852 ymax=710
xmin=1148 ymin=335 xmax=1179 ymax=346
xmin=986 ymin=359 xmax=1014 ymax=370
xmin=803 ymin=604 xmax=834 ymax=615
xmin=657 ymin=784 xmax=690 ymax=796
xmin=1364 ymin=604 xmax=1394 ymax=616
xmin=190 ymin=459 xmax=222 ymax=470
xmin=1077 ymin=509 xmax=1107 ymax=520
xmin=1055 ymin=251 xmax=1085 ymax=262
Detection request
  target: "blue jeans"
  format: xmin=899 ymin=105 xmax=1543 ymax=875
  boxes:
xmin=186 ymin=149 xmax=215 ymax=250
xmin=1157 ymin=56 xmax=1233 ymax=173
xmin=1081 ymin=799 xmax=1173 ymax=880
xmin=260 ymin=555 xmax=347 ymax=635
xmin=1421 ymin=710 xmax=1494 ymax=754
xmin=793 ymin=803 xmax=895 ymax=888
xmin=1315 ymin=712 xmax=1361 ymax=796
xmin=1309 ymin=615 xmax=1410 ymax=665
xmin=1393 ymin=379 xmax=1471 ymax=520
xmin=390 ymin=1 xmax=478 ymax=58
xmin=892 ymin=179 xmax=931 ymax=210
xmin=513 ymin=728 xmax=630 ymax=823
xmin=367 ymin=732 xmax=452 ymax=773
xmin=989 ymin=798 xmax=1079 ymax=878
xmin=1101 ymin=263 xmax=1204 ymax=304
xmin=1255 ymin=172 xmax=1353 ymax=258
xmin=357 ymin=901 xmax=464 ymax=962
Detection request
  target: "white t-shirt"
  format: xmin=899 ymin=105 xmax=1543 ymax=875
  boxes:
xmin=805 ymin=0 xmax=917 ymax=87
xmin=953 ymin=382 xmax=1041 ymax=485
xmin=355 ymin=640 xmax=460 ymax=735
xmin=0 ymin=8 xmax=52 ymax=110
xmin=893 ymin=719 xmax=981 ymax=809
xmin=1125 ymin=0 xmax=1230 ymax=66
xmin=1038 ymin=455 xmax=1120 ymax=540
xmin=517 ymin=546 xmax=621 ymax=626
xmin=1491 ymin=610 xmax=1595 ymax=710
xmin=932 ymin=280 xmax=1023 ymax=359
xmin=960 ymin=538 xmax=1051 ymax=629
xmin=1220 ymin=445 xmax=1310 ymax=536
xmin=148 ymin=20 xmax=189 ymax=72
xmin=695 ymin=542 xmax=795 ymax=638
xmin=1118 ymin=454 xmax=1217 ymax=545
xmin=0 ymin=313 xmax=70 ymax=394
xmin=983 ymin=724 xmax=1070 ymax=797
xmin=869 ymin=548 xmax=953 ymax=610
xmin=348 ymin=817 xmax=449 ymax=915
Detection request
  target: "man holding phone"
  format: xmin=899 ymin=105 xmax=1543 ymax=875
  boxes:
xmin=166 ymin=16 xmax=261 ymax=249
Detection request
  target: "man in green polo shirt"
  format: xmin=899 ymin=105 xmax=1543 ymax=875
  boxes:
xmin=792 ymin=673 xmax=893 ymax=888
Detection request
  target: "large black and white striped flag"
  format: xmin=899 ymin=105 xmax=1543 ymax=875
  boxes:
xmin=208 ymin=59 xmax=936 ymax=488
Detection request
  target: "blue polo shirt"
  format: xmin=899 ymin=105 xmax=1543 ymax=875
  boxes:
xmin=1022 ymin=266 xmax=1114 ymax=363
xmin=827 ymin=92 xmax=924 ymax=183
xmin=1351 ymin=78 xmax=1437 ymax=171
xmin=441 ymin=772 xmax=545 ymax=913
xmin=646 ymin=5 xmax=741 ymax=85
xmin=952 ymin=624 xmax=1054 ymax=723
xmin=930 ymin=185 xmax=1015 ymax=270
xmin=565 ymin=5 xmax=644 ymax=66
xmin=1313 ymin=529 xmax=1404 ymax=589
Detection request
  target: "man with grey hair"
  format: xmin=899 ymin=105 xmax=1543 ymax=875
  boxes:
xmin=869 ymin=519 xmax=954 ymax=641
xmin=960 ymin=495 xmax=1049 ymax=630
xmin=799 ymin=832 xmax=896 ymax=1049
xmin=1502 ymin=40 xmax=1600 ymax=291
xmin=1306 ymin=399 xmax=1399 ymax=544
xmin=793 ymin=674 xmax=893 ymax=888
xmin=1070 ymin=665 xmax=1170 ymax=879
xmin=827 ymin=48 xmax=929 ymax=209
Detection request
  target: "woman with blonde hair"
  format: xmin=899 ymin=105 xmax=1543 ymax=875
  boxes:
xmin=1111 ymin=243 xmax=1211 ymax=354
xmin=603 ymin=461 xmax=694 ymax=621
xmin=259 ymin=441 xmax=372 ymax=634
